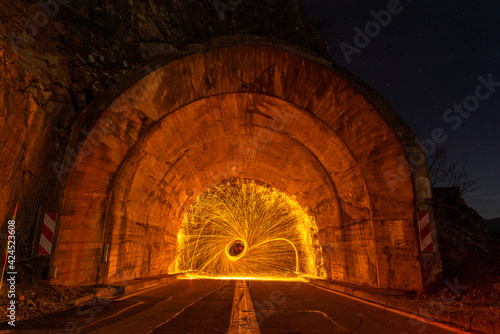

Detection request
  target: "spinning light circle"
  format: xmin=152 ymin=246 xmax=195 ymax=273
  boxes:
xmin=170 ymin=179 xmax=326 ymax=279
xmin=225 ymin=239 xmax=247 ymax=261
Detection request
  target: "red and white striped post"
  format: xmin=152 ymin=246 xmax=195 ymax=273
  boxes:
xmin=417 ymin=212 xmax=434 ymax=253
xmin=38 ymin=213 xmax=57 ymax=256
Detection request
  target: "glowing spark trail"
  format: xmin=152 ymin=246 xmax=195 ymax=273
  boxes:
xmin=170 ymin=179 xmax=326 ymax=280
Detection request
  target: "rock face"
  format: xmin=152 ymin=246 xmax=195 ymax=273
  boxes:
xmin=432 ymin=187 xmax=500 ymax=315
xmin=433 ymin=187 xmax=496 ymax=275
xmin=433 ymin=187 xmax=487 ymax=233
xmin=487 ymin=217 xmax=500 ymax=235
xmin=0 ymin=0 xmax=327 ymax=258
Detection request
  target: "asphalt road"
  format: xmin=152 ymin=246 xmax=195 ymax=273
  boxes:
xmin=247 ymin=281 xmax=456 ymax=334
xmin=0 ymin=279 xmax=460 ymax=334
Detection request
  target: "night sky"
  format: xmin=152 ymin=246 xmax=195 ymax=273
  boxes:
xmin=303 ymin=0 xmax=500 ymax=219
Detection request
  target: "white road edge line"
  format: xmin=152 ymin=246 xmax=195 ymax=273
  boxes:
xmin=299 ymin=310 xmax=350 ymax=332
xmin=306 ymin=282 xmax=470 ymax=334
xmin=146 ymin=280 xmax=230 ymax=334
xmin=77 ymin=301 xmax=146 ymax=330
xmin=116 ymin=281 xmax=176 ymax=301
xmin=228 ymin=280 xmax=261 ymax=334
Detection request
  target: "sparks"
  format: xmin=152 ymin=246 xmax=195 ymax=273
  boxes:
xmin=169 ymin=179 xmax=326 ymax=280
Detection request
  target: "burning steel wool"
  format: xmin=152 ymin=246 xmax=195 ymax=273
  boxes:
xmin=170 ymin=179 xmax=326 ymax=280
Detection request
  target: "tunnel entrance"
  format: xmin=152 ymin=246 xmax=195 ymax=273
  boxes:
xmin=170 ymin=179 xmax=326 ymax=279
xmin=52 ymin=44 xmax=442 ymax=290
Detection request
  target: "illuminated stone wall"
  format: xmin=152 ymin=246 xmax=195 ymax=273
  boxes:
xmin=53 ymin=44 xmax=441 ymax=291
xmin=0 ymin=0 xmax=441 ymax=292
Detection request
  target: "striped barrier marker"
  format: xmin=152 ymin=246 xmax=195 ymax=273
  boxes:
xmin=417 ymin=212 xmax=434 ymax=253
xmin=38 ymin=213 xmax=57 ymax=256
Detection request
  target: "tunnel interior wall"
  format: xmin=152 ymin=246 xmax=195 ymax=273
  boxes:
xmin=51 ymin=45 xmax=440 ymax=291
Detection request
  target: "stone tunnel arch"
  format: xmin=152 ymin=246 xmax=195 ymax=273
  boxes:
xmin=52 ymin=42 xmax=442 ymax=291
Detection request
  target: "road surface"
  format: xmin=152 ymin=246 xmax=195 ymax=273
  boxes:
xmin=0 ymin=279 xmax=461 ymax=333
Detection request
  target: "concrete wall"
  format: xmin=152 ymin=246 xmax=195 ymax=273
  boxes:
xmin=52 ymin=44 xmax=441 ymax=290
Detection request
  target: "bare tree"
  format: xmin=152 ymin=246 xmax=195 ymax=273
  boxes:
xmin=427 ymin=146 xmax=479 ymax=194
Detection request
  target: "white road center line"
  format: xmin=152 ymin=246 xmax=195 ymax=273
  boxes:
xmin=228 ymin=280 xmax=261 ymax=334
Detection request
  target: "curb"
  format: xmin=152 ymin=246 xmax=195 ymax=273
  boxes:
xmin=309 ymin=280 xmax=499 ymax=334
xmin=121 ymin=274 xmax=181 ymax=295
xmin=70 ymin=274 xmax=181 ymax=306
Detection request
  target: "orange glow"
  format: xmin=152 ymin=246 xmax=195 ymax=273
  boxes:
xmin=180 ymin=274 xmax=308 ymax=282
xmin=169 ymin=179 xmax=326 ymax=280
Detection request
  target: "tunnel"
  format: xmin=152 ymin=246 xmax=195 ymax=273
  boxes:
xmin=174 ymin=179 xmax=325 ymax=279
xmin=52 ymin=43 xmax=442 ymax=291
